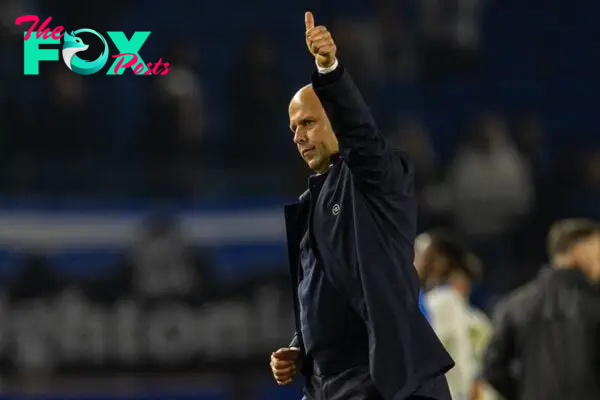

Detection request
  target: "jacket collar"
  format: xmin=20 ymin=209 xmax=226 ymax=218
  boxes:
xmin=296 ymin=153 xmax=341 ymax=202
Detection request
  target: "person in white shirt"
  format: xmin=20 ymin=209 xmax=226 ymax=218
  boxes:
xmin=415 ymin=230 xmax=499 ymax=400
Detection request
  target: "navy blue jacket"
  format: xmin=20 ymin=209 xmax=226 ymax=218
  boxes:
xmin=284 ymin=65 xmax=454 ymax=400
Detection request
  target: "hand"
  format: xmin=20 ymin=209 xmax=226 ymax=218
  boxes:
xmin=304 ymin=11 xmax=337 ymax=69
xmin=270 ymin=347 xmax=301 ymax=385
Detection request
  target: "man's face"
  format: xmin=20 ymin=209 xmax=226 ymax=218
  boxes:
xmin=573 ymin=233 xmax=600 ymax=280
xmin=288 ymin=86 xmax=339 ymax=173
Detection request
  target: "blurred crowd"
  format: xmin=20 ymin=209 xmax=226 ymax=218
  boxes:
xmin=1 ymin=0 xmax=599 ymax=296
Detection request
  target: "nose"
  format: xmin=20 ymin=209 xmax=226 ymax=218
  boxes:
xmin=293 ymin=129 xmax=307 ymax=145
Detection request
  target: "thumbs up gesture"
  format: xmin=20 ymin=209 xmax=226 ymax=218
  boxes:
xmin=305 ymin=11 xmax=337 ymax=69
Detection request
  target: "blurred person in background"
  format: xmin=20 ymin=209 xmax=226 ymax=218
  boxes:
xmin=389 ymin=117 xmax=437 ymax=195
xmin=270 ymin=12 xmax=453 ymax=400
xmin=511 ymin=114 xmax=552 ymax=279
xmin=415 ymin=230 xmax=497 ymax=400
xmin=131 ymin=212 xmax=214 ymax=303
xmin=331 ymin=0 xmax=417 ymax=85
xmin=418 ymin=0 xmax=483 ymax=79
xmin=376 ymin=0 xmax=418 ymax=82
xmin=329 ymin=16 xmax=381 ymax=94
xmin=415 ymin=229 xmax=473 ymax=399
xmin=388 ymin=116 xmax=441 ymax=230
xmin=141 ymin=42 xmax=207 ymax=197
xmin=481 ymin=219 xmax=600 ymax=400
xmin=427 ymin=114 xmax=533 ymax=290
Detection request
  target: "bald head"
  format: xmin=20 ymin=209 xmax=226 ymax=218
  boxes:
xmin=289 ymin=85 xmax=339 ymax=173
xmin=290 ymin=84 xmax=314 ymax=102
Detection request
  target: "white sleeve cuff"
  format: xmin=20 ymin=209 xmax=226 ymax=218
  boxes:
xmin=316 ymin=58 xmax=339 ymax=74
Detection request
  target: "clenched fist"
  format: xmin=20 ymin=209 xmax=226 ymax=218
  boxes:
xmin=270 ymin=347 xmax=301 ymax=385
xmin=305 ymin=11 xmax=337 ymax=69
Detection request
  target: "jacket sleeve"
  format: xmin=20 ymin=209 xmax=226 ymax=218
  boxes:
xmin=289 ymin=332 xmax=300 ymax=348
xmin=311 ymin=64 xmax=410 ymax=193
xmin=481 ymin=300 xmax=518 ymax=399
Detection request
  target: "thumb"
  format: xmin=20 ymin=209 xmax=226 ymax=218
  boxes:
xmin=305 ymin=11 xmax=315 ymax=31
xmin=274 ymin=347 xmax=300 ymax=360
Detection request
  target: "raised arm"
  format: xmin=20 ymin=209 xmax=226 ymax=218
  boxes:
xmin=305 ymin=12 xmax=410 ymax=193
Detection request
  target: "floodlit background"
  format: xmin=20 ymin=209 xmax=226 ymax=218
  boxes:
xmin=0 ymin=0 xmax=599 ymax=399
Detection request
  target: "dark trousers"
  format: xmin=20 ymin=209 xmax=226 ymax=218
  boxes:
xmin=302 ymin=365 xmax=382 ymax=400
xmin=302 ymin=365 xmax=450 ymax=400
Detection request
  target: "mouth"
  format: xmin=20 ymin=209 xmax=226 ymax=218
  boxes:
xmin=301 ymin=147 xmax=316 ymax=157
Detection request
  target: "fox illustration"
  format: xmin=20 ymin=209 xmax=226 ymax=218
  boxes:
xmin=62 ymin=30 xmax=108 ymax=75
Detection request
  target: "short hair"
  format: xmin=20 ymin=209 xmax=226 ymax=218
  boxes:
xmin=547 ymin=219 xmax=600 ymax=259
xmin=427 ymin=229 xmax=479 ymax=280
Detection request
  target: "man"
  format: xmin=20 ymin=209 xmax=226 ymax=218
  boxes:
xmin=415 ymin=230 xmax=496 ymax=400
xmin=481 ymin=219 xmax=600 ymax=399
xmin=269 ymin=12 xmax=453 ymax=400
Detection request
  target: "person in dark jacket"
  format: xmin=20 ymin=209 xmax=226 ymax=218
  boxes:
xmin=269 ymin=12 xmax=454 ymax=400
xmin=481 ymin=218 xmax=600 ymax=400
